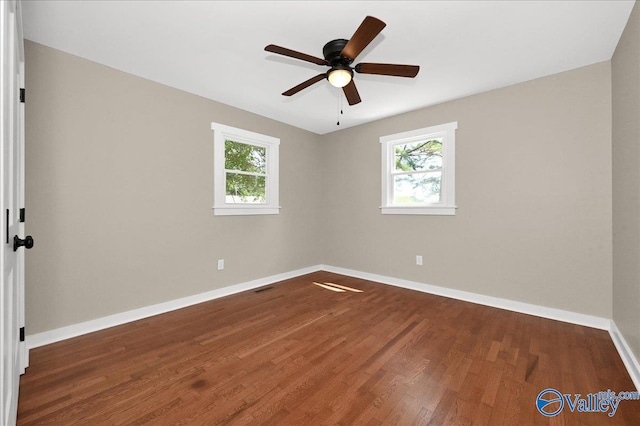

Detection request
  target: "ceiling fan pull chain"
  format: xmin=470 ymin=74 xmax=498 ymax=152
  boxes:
xmin=337 ymin=92 xmax=341 ymax=126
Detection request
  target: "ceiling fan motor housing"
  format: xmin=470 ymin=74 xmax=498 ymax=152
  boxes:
xmin=323 ymin=39 xmax=353 ymax=66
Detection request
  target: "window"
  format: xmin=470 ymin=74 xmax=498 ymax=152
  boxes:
xmin=380 ymin=121 xmax=457 ymax=215
xmin=211 ymin=122 xmax=280 ymax=215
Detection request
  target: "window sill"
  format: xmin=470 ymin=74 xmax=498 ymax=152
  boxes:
xmin=381 ymin=206 xmax=456 ymax=216
xmin=213 ymin=206 xmax=281 ymax=216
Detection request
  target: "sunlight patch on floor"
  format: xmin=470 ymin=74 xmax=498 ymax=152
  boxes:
xmin=313 ymin=282 xmax=346 ymax=292
xmin=323 ymin=282 xmax=363 ymax=293
xmin=312 ymin=282 xmax=363 ymax=293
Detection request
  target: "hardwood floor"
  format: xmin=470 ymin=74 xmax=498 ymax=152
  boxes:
xmin=17 ymin=272 xmax=640 ymax=425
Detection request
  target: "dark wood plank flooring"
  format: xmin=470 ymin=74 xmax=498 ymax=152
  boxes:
xmin=17 ymin=272 xmax=640 ymax=425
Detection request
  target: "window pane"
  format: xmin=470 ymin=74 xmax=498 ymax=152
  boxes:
xmin=393 ymin=172 xmax=441 ymax=204
xmin=225 ymin=140 xmax=267 ymax=173
xmin=226 ymin=173 xmax=266 ymax=204
xmin=394 ymin=138 xmax=442 ymax=172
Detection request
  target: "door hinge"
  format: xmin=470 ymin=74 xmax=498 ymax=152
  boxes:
xmin=19 ymin=327 xmax=25 ymax=342
xmin=19 ymin=208 xmax=25 ymax=223
xmin=20 ymin=88 xmax=25 ymax=103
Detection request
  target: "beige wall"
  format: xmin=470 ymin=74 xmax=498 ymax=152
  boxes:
xmin=25 ymin=40 xmax=615 ymax=335
xmin=613 ymin=2 xmax=640 ymax=360
xmin=25 ymin=41 xmax=323 ymax=334
xmin=321 ymin=62 xmax=613 ymax=318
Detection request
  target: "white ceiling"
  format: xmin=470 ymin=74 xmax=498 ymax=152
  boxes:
xmin=22 ymin=1 xmax=634 ymax=135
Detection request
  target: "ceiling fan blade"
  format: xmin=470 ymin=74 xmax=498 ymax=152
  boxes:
xmin=342 ymin=80 xmax=361 ymax=106
xmin=282 ymin=74 xmax=327 ymax=96
xmin=340 ymin=16 xmax=386 ymax=61
xmin=265 ymin=44 xmax=328 ymax=66
xmin=355 ymin=63 xmax=420 ymax=78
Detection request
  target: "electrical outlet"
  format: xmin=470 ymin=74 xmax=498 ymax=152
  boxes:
xmin=217 ymin=259 xmax=224 ymax=270
xmin=416 ymin=255 xmax=423 ymax=266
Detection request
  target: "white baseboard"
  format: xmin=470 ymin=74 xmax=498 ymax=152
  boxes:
xmin=28 ymin=264 xmax=640 ymax=393
xmin=26 ymin=264 xmax=612 ymax=342
xmin=609 ymin=320 xmax=640 ymax=392
xmin=26 ymin=265 xmax=322 ymax=349
xmin=319 ymin=264 xmax=611 ymax=330
xmin=29 ymin=264 xmax=610 ymax=349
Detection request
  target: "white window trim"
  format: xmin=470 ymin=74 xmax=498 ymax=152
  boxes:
xmin=211 ymin=122 xmax=280 ymax=216
xmin=380 ymin=121 xmax=457 ymax=216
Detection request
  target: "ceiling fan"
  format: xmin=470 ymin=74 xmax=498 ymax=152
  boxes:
xmin=264 ymin=16 xmax=420 ymax=106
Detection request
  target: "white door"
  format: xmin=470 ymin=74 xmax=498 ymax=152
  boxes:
xmin=1 ymin=1 xmax=26 ymax=425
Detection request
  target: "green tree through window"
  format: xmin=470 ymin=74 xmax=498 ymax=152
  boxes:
xmin=212 ymin=122 xmax=280 ymax=215
xmin=224 ymin=140 xmax=267 ymax=203
xmin=393 ymin=139 xmax=443 ymax=203
xmin=395 ymin=139 xmax=442 ymax=171
xmin=380 ymin=121 xmax=457 ymax=215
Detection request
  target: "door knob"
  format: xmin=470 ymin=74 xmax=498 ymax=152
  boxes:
xmin=13 ymin=235 xmax=34 ymax=252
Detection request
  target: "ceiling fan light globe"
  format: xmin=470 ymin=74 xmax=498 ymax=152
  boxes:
xmin=328 ymin=69 xmax=352 ymax=88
